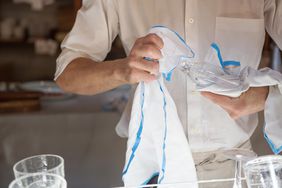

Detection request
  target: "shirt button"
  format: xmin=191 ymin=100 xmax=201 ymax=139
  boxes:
xmin=188 ymin=18 xmax=194 ymax=24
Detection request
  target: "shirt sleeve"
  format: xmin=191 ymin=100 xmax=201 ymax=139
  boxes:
xmin=54 ymin=0 xmax=119 ymax=80
xmin=264 ymin=0 xmax=282 ymax=49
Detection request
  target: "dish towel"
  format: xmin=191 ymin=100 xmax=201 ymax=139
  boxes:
xmin=122 ymin=26 xmax=198 ymax=187
xmin=191 ymin=43 xmax=282 ymax=154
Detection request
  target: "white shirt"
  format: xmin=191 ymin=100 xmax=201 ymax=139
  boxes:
xmin=55 ymin=0 xmax=282 ymax=152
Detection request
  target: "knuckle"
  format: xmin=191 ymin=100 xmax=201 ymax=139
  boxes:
xmin=135 ymin=37 xmax=143 ymax=44
xmin=147 ymin=33 xmax=157 ymax=40
xmin=151 ymin=36 xmax=158 ymax=42
xmin=147 ymin=33 xmax=163 ymax=47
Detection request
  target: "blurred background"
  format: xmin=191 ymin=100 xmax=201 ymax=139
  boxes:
xmin=0 ymin=0 xmax=281 ymax=188
xmin=0 ymin=0 xmax=128 ymax=187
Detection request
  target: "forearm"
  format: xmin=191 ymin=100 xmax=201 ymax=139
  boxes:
xmin=55 ymin=58 xmax=126 ymax=95
xmin=56 ymin=34 xmax=162 ymax=95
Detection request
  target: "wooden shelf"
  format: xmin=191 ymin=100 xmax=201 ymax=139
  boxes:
xmin=0 ymin=39 xmax=26 ymax=43
xmin=0 ymin=39 xmax=34 ymax=47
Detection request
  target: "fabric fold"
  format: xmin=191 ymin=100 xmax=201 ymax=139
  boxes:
xmin=195 ymin=43 xmax=282 ymax=154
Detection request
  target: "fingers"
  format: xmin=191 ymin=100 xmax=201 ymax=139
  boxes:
xmin=134 ymin=69 xmax=158 ymax=83
xmin=130 ymin=58 xmax=159 ymax=74
xmin=131 ymin=34 xmax=164 ymax=60
xmin=124 ymin=34 xmax=164 ymax=84
xmin=131 ymin=43 xmax=163 ymax=60
xmin=125 ymin=68 xmax=157 ymax=83
xmin=142 ymin=33 xmax=164 ymax=49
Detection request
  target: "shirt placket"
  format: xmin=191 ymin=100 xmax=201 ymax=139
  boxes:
xmin=185 ymin=0 xmax=202 ymax=147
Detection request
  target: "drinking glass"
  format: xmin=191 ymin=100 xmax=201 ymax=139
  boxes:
xmin=221 ymin=148 xmax=257 ymax=188
xmin=9 ymin=173 xmax=67 ymax=188
xmin=244 ymin=155 xmax=282 ymax=188
xmin=179 ymin=58 xmax=240 ymax=89
xmin=13 ymin=154 xmax=64 ymax=179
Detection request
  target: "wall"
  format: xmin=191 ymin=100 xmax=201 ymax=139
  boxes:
xmin=0 ymin=0 xmax=63 ymax=81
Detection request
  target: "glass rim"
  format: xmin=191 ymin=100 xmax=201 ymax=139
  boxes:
xmin=9 ymin=172 xmax=67 ymax=188
xmin=13 ymin=154 xmax=64 ymax=176
xmin=244 ymin=155 xmax=282 ymax=169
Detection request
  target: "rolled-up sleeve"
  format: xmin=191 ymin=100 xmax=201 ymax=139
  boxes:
xmin=264 ymin=0 xmax=282 ymax=49
xmin=55 ymin=0 xmax=119 ymax=80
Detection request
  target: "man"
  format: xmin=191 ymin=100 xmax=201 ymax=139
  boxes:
xmin=55 ymin=0 xmax=282 ymax=187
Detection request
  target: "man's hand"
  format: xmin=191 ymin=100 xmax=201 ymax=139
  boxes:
xmin=201 ymin=86 xmax=269 ymax=119
xmin=56 ymin=33 xmax=163 ymax=95
xmin=114 ymin=33 xmax=164 ymax=84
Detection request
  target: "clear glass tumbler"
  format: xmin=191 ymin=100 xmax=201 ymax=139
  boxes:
xmin=244 ymin=155 xmax=282 ymax=188
xmin=179 ymin=57 xmax=241 ymax=89
xmin=13 ymin=154 xmax=64 ymax=179
xmin=9 ymin=173 xmax=67 ymax=188
xmin=221 ymin=148 xmax=257 ymax=188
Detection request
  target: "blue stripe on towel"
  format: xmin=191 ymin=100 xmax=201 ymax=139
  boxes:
xmin=122 ymin=82 xmax=145 ymax=176
xmin=263 ymin=124 xmax=282 ymax=155
xmin=223 ymin=60 xmax=240 ymax=67
xmin=157 ymin=80 xmax=168 ymax=184
xmin=211 ymin=43 xmax=225 ymax=69
xmin=211 ymin=43 xmax=241 ymax=69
